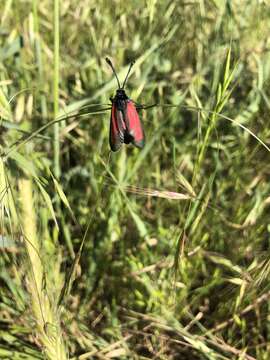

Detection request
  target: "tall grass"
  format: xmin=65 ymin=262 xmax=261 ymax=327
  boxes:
xmin=0 ymin=1 xmax=270 ymax=359
xmin=19 ymin=178 xmax=67 ymax=360
xmin=53 ymin=0 xmax=60 ymax=179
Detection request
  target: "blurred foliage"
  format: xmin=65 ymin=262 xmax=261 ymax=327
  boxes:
xmin=1 ymin=0 xmax=270 ymax=359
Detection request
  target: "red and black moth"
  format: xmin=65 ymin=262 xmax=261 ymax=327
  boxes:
xmin=106 ymin=57 xmax=145 ymax=152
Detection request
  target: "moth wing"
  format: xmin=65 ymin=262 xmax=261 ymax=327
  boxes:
xmin=126 ymin=101 xmax=145 ymax=149
xmin=110 ymin=104 xmax=125 ymax=152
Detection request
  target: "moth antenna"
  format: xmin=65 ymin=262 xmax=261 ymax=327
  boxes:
xmin=106 ymin=57 xmax=121 ymax=89
xmin=122 ymin=60 xmax=135 ymax=89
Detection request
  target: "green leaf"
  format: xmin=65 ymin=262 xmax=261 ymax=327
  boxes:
xmin=0 ymin=87 xmax=12 ymax=121
xmin=223 ymin=46 xmax=231 ymax=89
xmin=9 ymin=151 xmax=38 ymax=178
xmin=51 ymin=172 xmax=76 ymax=222
xmin=35 ymin=180 xmax=59 ymax=230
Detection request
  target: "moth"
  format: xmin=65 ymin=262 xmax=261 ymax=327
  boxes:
xmin=106 ymin=57 xmax=145 ymax=152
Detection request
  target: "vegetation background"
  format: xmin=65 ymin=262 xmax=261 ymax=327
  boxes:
xmin=0 ymin=0 xmax=270 ymax=359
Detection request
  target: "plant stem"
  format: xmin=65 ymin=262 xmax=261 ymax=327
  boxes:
xmin=53 ymin=0 xmax=60 ymax=178
xmin=32 ymin=0 xmax=47 ymax=118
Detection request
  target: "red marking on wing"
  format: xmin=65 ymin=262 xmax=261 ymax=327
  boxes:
xmin=109 ymin=104 xmax=126 ymax=151
xmin=126 ymin=101 xmax=145 ymax=148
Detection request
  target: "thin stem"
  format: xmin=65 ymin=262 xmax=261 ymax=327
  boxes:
xmin=53 ymin=0 xmax=60 ymax=178
xmin=32 ymin=0 xmax=47 ymax=118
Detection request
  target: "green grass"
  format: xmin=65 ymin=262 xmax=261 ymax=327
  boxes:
xmin=1 ymin=0 xmax=270 ymax=359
